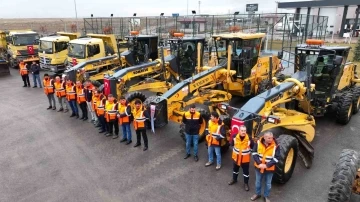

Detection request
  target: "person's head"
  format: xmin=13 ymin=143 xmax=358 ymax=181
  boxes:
xmin=263 ymin=132 xmax=274 ymax=145
xmin=76 ymin=80 xmax=82 ymax=87
xmin=108 ymin=94 xmax=114 ymax=102
xmin=84 ymin=79 xmax=91 ymax=87
xmin=55 ymin=76 xmax=61 ymax=82
xmin=135 ymin=100 xmax=142 ymax=110
xmin=32 ymin=61 xmax=36 ymax=64
xmin=239 ymin=125 xmax=247 ymax=136
xmin=120 ymin=96 xmax=126 ymax=104
xmin=66 ymin=79 xmax=72 ymax=85
xmin=210 ymin=111 xmax=219 ymax=122
xmin=189 ymin=104 xmax=196 ymax=114
xmin=44 ymin=73 xmax=49 ymax=80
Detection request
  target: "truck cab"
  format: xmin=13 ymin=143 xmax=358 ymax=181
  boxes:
xmin=2 ymin=30 xmax=40 ymax=68
xmin=38 ymin=32 xmax=80 ymax=72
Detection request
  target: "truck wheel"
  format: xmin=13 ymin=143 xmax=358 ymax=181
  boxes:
xmin=126 ymin=92 xmax=147 ymax=109
xmin=180 ymin=104 xmax=211 ymax=143
xmin=351 ymin=87 xmax=360 ymax=114
xmin=328 ymin=149 xmax=360 ymax=202
xmin=336 ymin=93 xmax=353 ymax=125
xmin=273 ymin=135 xmax=299 ymax=184
xmin=9 ymin=58 xmax=17 ymax=69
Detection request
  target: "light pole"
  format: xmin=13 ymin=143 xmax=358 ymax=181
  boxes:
xmin=192 ymin=10 xmax=196 ymax=37
xmin=110 ymin=14 xmax=113 ymax=34
xmin=132 ymin=13 xmax=137 ymax=31
xmin=159 ymin=13 xmax=164 ymax=40
xmin=233 ymin=11 xmax=239 ymax=27
xmin=60 ymin=19 xmax=67 ymax=32
xmin=73 ymin=0 xmax=79 ymax=32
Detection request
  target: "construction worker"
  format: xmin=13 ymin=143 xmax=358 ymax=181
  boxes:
xmin=105 ymin=94 xmax=119 ymax=139
xmin=19 ymin=61 xmax=30 ymax=87
xmin=228 ymin=125 xmax=254 ymax=191
xmin=84 ymin=80 xmax=97 ymax=123
xmin=66 ymin=79 xmax=79 ymax=118
xmin=92 ymin=87 xmax=101 ymax=127
xmin=30 ymin=61 xmax=42 ymax=88
xmin=182 ymin=104 xmax=203 ymax=162
xmin=76 ymin=81 xmax=88 ymax=120
xmin=250 ymin=132 xmax=280 ymax=202
xmin=54 ymin=76 xmax=68 ymax=112
xmin=43 ymin=74 xmax=56 ymax=110
xmin=132 ymin=100 xmax=149 ymax=151
xmin=118 ymin=96 xmax=132 ymax=144
xmin=205 ymin=111 xmax=225 ymax=170
xmin=95 ymin=89 xmax=109 ymax=135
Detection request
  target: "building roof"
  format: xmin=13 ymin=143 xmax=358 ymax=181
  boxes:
xmin=278 ymin=0 xmax=360 ymax=8
xmin=212 ymin=32 xmax=266 ymax=40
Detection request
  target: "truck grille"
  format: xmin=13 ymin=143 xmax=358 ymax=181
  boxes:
xmin=18 ymin=49 xmax=39 ymax=56
xmin=40 ymin=57 xmax=52 ymax=64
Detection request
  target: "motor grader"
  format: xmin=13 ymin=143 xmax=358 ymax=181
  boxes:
xmin=280 ymin=39 xmax=360 ymax=125
xmin=125 ymin=33 xmax=282 ymax=143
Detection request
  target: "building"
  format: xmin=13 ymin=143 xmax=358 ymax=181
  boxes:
xmin=177 ymin=18 xmax=207 ymax=34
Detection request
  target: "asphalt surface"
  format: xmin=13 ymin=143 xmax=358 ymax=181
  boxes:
xmin=0 ymin=69 xmax=360 ymax=202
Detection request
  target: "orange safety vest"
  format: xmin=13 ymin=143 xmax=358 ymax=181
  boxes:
xmin=92 ymin=95 xmax=99 ymax=111
xmin=66 ymin=85 xmax=76 ymax=101
xmin=54 ymin=81 xmax=66 ymax=97
xmin=76 ymin=87 xmax=86 ymax=104
xmin=132 ymin=108 xmax=146 ymax=130
xmin=206 ymin=120 xmax=223 ymax=146
xmin=254 ymin=137 xmax=277 ymax=173
xmin=19 ymin=64 xmax=28 ymax=75
xmin=43 ymin=79 xmax=54 ymax=95
xmin=232 ymin=134 xmax=251 ymax=166
xmin=96 ymin=96 xmax=106 ymax=116
xmin=118 ymin=103 xmax=131 ymax=125
xmin=105 ymin=101 xmax=118 ymax=122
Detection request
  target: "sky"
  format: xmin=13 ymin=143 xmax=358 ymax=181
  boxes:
xmin=0 ymin=0 xmax=294 ymax=18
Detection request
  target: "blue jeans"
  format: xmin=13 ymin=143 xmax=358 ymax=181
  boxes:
xmin=255 ymin=168 xmax=274 ymax=197
xmin=68 ymin=100 xmax=78 ymax=115
xmin=121 ymin=123 xmax=132 ymax=141
xmin=32 ymin=74 xmax=42 ymax=87
xmin=185 ymin=134 xmax=199 ymax=156
xmin=208 ymin=146 xmax=221 ymax=165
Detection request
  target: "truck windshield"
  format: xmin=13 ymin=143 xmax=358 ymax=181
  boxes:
xmin=68 ymin=43 xmax=86 ymax=59
xmin=39 ymin=40 xmax=53 ymax=54
xmin=13 ymin=34 xmax=39 ymax=46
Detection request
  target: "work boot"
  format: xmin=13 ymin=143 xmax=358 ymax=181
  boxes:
xmin=95 ymin=124 xmax=101 ymax=128
xmin=23 ymin=85 xmax=27 ymax=87
xmin=125 ymin=140 xmax=132 ymax=145
xmin=205 ymin=162 xmax=213 ymax=167
xmin=83 ymin=117 xmax=88 ymax=121
xmin=52 ymin=107 xmax=56 ymax=110
xmin=112 ymin=134 xmax=119 ymax=139
xmin=134 ymin=143 xmax=141 ymax=147
xmin=143 ymin=147 xmax=148 ymax=151
xmin=105 ymin=132 xmax=112 ymax=137
xmin=244 ymin=183 xmax=249 ymax=191
xmin=264 ymin=197 xmax=270 ymax=202
xmin=99 ymin=130 xmax=105 ymax=134
xmin=33 ymin=86 xmax=37 ymax=88
xmin=57 ymin=108 xmax=64 ymax=112
xmin=120 ymin=138 xmax=127 ymax=143
xmin=70 ymin=113 xmax=76 ymax=117
xmin=194 ymin=155 xmax=199 ymax=162
xmin=64 ymin=109 xmax=69 ymax=113
xmin=184 ymin=154 xmax=190 ymax=159
xmin=47 ymin=106 xmax=52 ymax=110
xmin=228 ymin=179 xmax=237 ymax=185
xmin=250 ymin=194 xmax=261 ymax=201
xmin=27 ymin=85 xmax=31 ymax=87
xmin=80 ymin=117 xmax=84 ymax=120
xmin=216 ymin=165 xmax=221 ymax=170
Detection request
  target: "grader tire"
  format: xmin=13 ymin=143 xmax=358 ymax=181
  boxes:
xmin=126 ymin=92 xmax=147 ymax=107
xmin=257 ymin=79 xmax=271 ymax=94
xmin=90 ymin=80 xmax=102 ymax=88
xmin=336 ymin=93 xmax=353 ymax=125
xmin=351 ymin=86 xmax=360 ymax=114
xmin=273 ymin=135 xmax=299 ymax=184
xmin=180 ymin=104 xmax=211 ymax=143
xmin=328 ymin=149 xmax=360 ymax=202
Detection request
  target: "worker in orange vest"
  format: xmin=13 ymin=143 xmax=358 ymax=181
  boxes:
xmin=250 ymin=132 xmax=280 ymax=202
xmin=66 ymin=79 xmax=79 ymax=118
xmin=132 ymin=100 xmax=149 ymax=151
xmin=91 ymin=87 xmax=101 ymax=127
xmin=205 ymin=111 xmax=226 ymax=170
xmin=76 ymin=81 xmax=88 ymax=120
xmin=118 ymin=96 xmax=133 ymax=144
xmin=228 ymin=125 xmax=254 ymax=191
xmin=84 ymin=80 xmax=97 ymax=123
xmin=54 ymin=76 xmax=68 ymax=112
xmin=105 ymin=94 xmax=119 ymax=139
xmin=19 ymin=61 xmax=30 ymax=87
xmin=95 ymin=89 xmax=109 ymax=135
xmin=43 ymin=73 xmax=56 ymax=110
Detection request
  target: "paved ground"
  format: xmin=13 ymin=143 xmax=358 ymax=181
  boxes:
xmin=0 ymin=69 xmax=360 ymax=202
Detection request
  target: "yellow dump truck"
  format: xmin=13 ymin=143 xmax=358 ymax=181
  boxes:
xmin=0 ymin=30 xmax=40 ymax=68
xmin=38 ymin=32 xmax=80 ymax=73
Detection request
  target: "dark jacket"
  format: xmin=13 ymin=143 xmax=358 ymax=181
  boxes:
xmin=30 ymin=64 xmax=40 ymax=74
xmin=252 ymin=138 xmax=280 ymax=172
xmin=84 ymin=87 xmax=94 ymax=102
xmin=182 ymin=111 xmax=203 ymax=135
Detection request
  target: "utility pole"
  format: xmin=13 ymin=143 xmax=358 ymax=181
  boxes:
xmin=198 ymin=1 xmax=201 ymax=15
xmin=73 ymin=0 xmax=79 ymax=32
xmin=187 ymin=0 xmax=189 ymax=16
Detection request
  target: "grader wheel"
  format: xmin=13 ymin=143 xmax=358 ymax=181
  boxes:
xmin=336 ymin=93 xmax=353 ymax=125
xmin=351 ymin=86 xmax=360 ymax=114
xmin=126 ymin=92 xmax=147 ymax=110
xmin=273 ymin=135 xmax=299 ymax=184
xmin=328 ymin=149 xmax=360 ymax=202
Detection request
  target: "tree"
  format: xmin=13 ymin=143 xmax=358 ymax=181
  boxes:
xmin=354 ymin=37 xmax=360 ymax=62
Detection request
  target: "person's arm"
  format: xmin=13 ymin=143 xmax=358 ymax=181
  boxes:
xmin=182 ymin=114 xmax=187 ymax=124
xmin=252 ymin=142 xmax=262 ymax=165
xmin=198 ymin=113 xmax=203 ymax=125
xmin=266 ymin=145 xmax=280 ymax=169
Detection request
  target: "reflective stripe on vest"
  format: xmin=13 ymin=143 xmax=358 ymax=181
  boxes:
xmin=54 ymin=81 xmax=66 ymax=97
xmin=43 ymin=79 xmax=54 ymax=94
xmin=232 ymin=134 xmax=251 ymax=166
xmin=20 ymin=66 xmax=28 ymax=75
xmin=96 ymin=97 xmax=105 ymax=115
xmin=133 ymin=110 xmax=146 ymax=130
xmin=206 ymin=121 xmax=222 ymax=146
xmin=77 ymin=88 xmax=86 ymax=103
xmin=105 ymin=101 xmax=117 ymax=121
xmin=118 ymin=103 xmax=130 ymax=124
xmin=66 ymin=85 xmax=76 ymax=100
xmin=254 ymin=139 xmax=277 ymax=173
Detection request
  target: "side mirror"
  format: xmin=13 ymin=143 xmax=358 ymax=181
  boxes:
xmin=277 ymin=51 xmax=283 ymax=59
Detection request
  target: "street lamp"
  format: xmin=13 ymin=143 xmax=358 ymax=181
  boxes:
xmin=60 ymin=19 xmax=67 ymax=32
xmin=159 ymin=13 xmax=164 ymax=39
xmin=192 ymin=10 xmax=196 ymax=37
xmin=91 ymin=14 xmax=94 ymax=33
xmin=73 ymin=0 xmax=79 ymax=32
xmin=233 ymin=11 xmax=239 ymax=27
xmin=110 ymin=14 xmax=113 ymax=34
